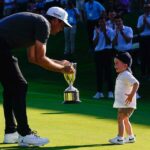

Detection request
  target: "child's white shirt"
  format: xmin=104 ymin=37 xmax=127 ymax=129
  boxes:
xmin=113 ymin=70 xmax=139 ymax=109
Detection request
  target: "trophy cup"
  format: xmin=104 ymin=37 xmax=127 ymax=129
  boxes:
xmin=63 ymin=63 xmax=81 ymax=104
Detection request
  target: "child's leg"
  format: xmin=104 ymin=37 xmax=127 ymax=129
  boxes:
xmin=108 ymin=108 xmax=127 ymax=144
xmin=117 ymin=108 xmax=126 ymax=137
xmin=124 ymin=108 xmax=135 ymax=136
xmin=124 ymin=118 xmax=133 ymax=135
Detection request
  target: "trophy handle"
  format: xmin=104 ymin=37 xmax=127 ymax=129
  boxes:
xmin=71 ymin=62 xmax=77 ymax=72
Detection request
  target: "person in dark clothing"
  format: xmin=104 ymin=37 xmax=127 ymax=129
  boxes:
xmin=137 ymin=3 xmax=150 ymax=79
xmin=92 ymin=16 xmax=114 ymax=99
xmin=0 ymin=6 xmax=73 ymax=147
xmin=44 ymin=0 xmax=61 ymax=12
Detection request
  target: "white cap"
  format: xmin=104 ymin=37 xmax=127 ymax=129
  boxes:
xmin=46 ymin=7 xmax=72 ymax=28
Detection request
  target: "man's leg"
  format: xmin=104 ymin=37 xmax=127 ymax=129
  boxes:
xmin=1 ymin=52 xmax=31 ymax=136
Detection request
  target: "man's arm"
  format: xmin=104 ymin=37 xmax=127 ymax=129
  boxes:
xmin=137 ymin=15 xmax=147 ymax=33
xmin=103 ymin=28 xmax=111 ymax=45
xmin=144 ymin=15 xmax=150 ymax=28
xmin=112 ymin=30 xmax=118 ymax=46
xmin=93 ymin=28 xmax=99 ymax=47
xmin=120 ymin=29 xmax=132 ymax=43
xmin=27 ymin=40 xmax=74 ymax=74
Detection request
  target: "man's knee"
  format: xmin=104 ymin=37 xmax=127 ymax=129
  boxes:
xmin=16 ymin=81 xmax=28 ymax=92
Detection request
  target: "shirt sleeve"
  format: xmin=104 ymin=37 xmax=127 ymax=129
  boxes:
xmin=93 ymin=29 xmax=97 ymax=40
xmin=124 ymin=72 xmax=139 ymax=86
xmin=98 ymin=3 xmax=105 ymax=11
xmin=74 ymin=8 xmax=80 ymax=15
xmin=126 ymin=27 xmax=133 ymax=38
xmin=35 ymin=16 xmax=50 ymax=44
xmin=109 ymin=28 xmax=115 ymax=41
xmin=137 ymin=15 xmax=143 ymax=28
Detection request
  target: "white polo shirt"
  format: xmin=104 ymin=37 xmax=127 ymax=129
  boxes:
xmin=137 ymin=14 xmax=150 ymax=36
xmin=106 ymin=20 xmax=116 ymax=30
xmin=93 ymin=27 xmax=114 ymax=51
xmin=114 ymin=26 xmax=133 ymax=51
xmin=113 ymin=70 xmax=139 ymax=109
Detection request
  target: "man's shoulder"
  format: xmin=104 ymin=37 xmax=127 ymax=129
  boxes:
xmin=123 ymin=25 xmax=133 ymax=31
xmin=19 ymin=12 xmax=49 ymax=25
xmin=13 ymin=12 xmax=45 ymax=20
xmin=138 ymin=14 xmax=144 ymax=19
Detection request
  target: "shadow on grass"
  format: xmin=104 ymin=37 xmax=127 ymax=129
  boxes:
xmin=0 ymin=143 xmax=117 ymax=150
xmin=0 ymin=80 xmax=150 ymax=127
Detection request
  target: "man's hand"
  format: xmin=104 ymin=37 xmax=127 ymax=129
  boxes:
xmin=63 ymin=65 xmax=75 ymax=74
xmin=143 ymin=15 xmax=147 ymax=24
xmin=95 ymin=26 xmax=100 ymax=34
xmin=61 ymin=60 xmax=71 ymax=66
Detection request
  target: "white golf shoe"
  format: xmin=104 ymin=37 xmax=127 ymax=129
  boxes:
xmin=3 ymin=131 xmax=19 ymax=143
xmin=18 ymin=132 xmax=49 ymax=147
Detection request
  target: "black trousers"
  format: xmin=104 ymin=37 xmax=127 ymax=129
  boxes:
xmin=87 ymin=19 xmax=99 ymax=51
xmin=0 ymin=39 xmax=31 ymax=136
xmin=94 ymin=49 xmax=114 ymax=92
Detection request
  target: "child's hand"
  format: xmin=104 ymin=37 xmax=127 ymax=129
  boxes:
xmin=125 ymin=93 xmax=133 ymax=105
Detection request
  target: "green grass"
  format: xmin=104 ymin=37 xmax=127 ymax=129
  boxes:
xmin=0 ymin=16 xmax=150 ymax=150
xmin=0 ymin=80 xmax=150 ymax=150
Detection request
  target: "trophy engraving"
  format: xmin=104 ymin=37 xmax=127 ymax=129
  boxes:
xmin=63 ymin=63 xmax=81 ymax=104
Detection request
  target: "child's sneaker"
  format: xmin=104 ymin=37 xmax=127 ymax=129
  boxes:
xmin=3 ymin=131 xmax=19 ymax=143
xmin=18 ymin=131 xmax=49 ymax=147
xmin=93 ymin=92 xmax=104 ymax=99
xmin=125 ymin=135 xmax=136 ymax=143
xmin=108 ymin=91 xmax=114 ymax=98
xmin=109 ymin=136 xmax=124 ymax=145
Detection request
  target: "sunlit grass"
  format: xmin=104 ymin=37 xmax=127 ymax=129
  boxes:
xmin=0 ymin=81 xmax=150 ymax=150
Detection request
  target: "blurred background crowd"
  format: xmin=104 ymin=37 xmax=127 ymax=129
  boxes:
xmin=0 ymin=0 xmax=147 ymax=18
xmin=0 ymin=0 xmax=150 ymax=99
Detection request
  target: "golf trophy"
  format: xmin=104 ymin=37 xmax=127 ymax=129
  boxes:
xmin=63 ymin=63 xmax=81 ymax=104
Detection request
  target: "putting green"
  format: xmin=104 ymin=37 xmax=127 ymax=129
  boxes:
xmin=0 ymin=81 xmax=150 ymax=150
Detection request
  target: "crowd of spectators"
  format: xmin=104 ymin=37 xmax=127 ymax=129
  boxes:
xmin=0 ymin=1 xmax=147 ymax=18
xmin=0 ymin=0 xmax=149 ymax=99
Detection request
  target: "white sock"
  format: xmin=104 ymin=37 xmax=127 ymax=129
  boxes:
xmin=118 ymin=136 xmax=124 ymax=140
xmin=128 ymin=135 xmax=135 ymax=139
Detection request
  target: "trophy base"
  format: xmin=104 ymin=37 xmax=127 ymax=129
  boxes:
xmin=63 ymin=100 xmax=81 ymax=104
xmin=63 ymin=89 xmax=81 ymax=104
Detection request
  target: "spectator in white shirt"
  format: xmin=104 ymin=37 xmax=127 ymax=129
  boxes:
xmin=106 ymin=9 xmax=117 ymax=30
xmin=113 ymin=15 xmax=133 ymax=52
xmin=76 ymin=0 xmax=84 ymax=21
xmin=83 ymin=0 xmax=105 ymax=52
xmin=112 ymin=15 xmax=139 ymax=74
xmin=64 ymin=0 xmax=80 ymax=55
xmin=3 ymin=0 xmax=16 ymax=16
xmin=137 ymin=3 xmax=150 ymax=79
xmin=92 ymin=16 xmax=114 ymax=99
